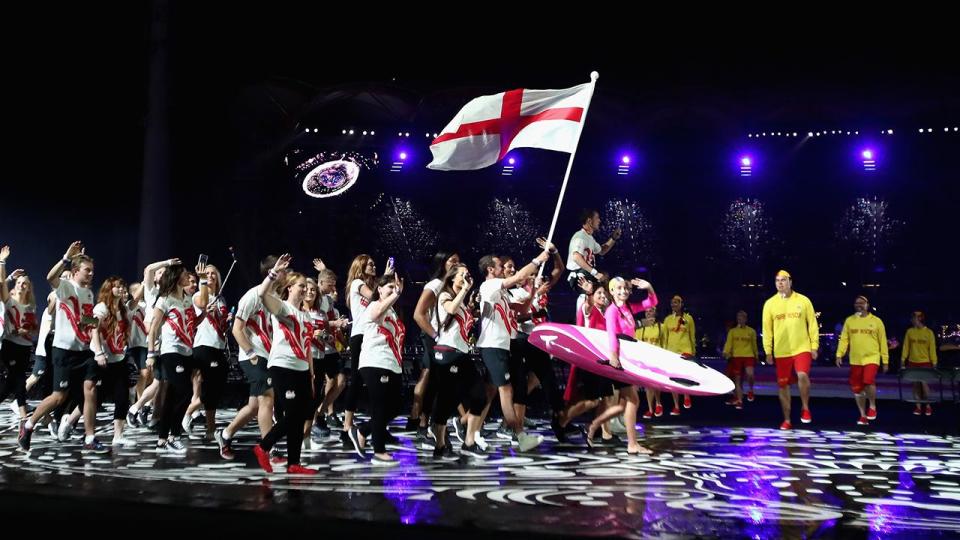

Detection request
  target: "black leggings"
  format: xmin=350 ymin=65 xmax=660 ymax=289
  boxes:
xmin=425 ymin=350 xmax=487 ymax=426
xmin=343 ymin=335 xmax=365 ymax=412
xmin=0 ymin=341 xmax=31 ymax=407
xmin=259 ymin=366 xmax=312 ymax=466
xmin=522 ymin=338 xmax=564 ymax=415
xmin=359 ymin=367 xmax=402 ymax=454
xmin=194 ymin=346 xmax=228 ymax=411
xmin=509 ymin=338 xmax=530 ymax=406
xmin=103 ymin=360 xmax=130 ymax=421
xmin=158 ymin=353 xmax=192 ymax=439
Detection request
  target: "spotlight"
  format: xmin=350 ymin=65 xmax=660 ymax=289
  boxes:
xmin=739 ymin=155 xmax=752 ymax=177
xmin=861 ymin=148 xmax=876 ymax=171
xmin=349 ymin=129 xmax=354 ymax=135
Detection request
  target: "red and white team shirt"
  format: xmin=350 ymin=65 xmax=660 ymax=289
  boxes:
xmin=53 ymin=280 xmax=95 ymax=352
xmin=268 ymin=300 xmax=314 ymax=372
xmin=359 ymin=306 xmax=406 ymax=373
xmin=477 ymin=278 xmax=517 ymax=350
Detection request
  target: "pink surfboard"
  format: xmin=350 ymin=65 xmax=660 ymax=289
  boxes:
xmin=528 ymin=322 xmax=735 ymax=396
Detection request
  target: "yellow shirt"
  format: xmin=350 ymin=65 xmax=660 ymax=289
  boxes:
xmin=662 ymin=313 xmax=696 ymax=355
xmin=836 ymin=313 xmax=889 ymax=366
xmin=723 ymin=325 xmax=758 ymax=358
xmin=902 ymin=326 xmax=937 ymax=366
xmin=635 ymin=321 xmax=664 ymax=347
xmin=762 ymin=291 xmax=818 ymax=358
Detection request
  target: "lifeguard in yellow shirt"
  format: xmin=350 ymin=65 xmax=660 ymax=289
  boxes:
xmin=636 ymin=306 xmax=664 ymax=418
xmin=902 ymin=311 xmax=937 ymax=416
xmin=835 ymin=295 xmax=888 ymax=425
xmin=762 ymin=270 xmax=819 ymax=430
xmin=663 ymin=295 xmax=696 ymax=415
xmin=723 ymin=310 xmax=759 ymax=409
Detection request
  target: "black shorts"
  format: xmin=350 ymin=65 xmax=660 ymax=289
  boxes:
xmin=51 ymin=347 xmax=96 ymax=392
xmin=479 ymin=347 xmax=512 ymax=387
xmin=420 ymin=333 xmax=436 ymax=370
xmin=31 ymin=354 xmax=49 ymax=377
xmin=126 ymin=346 xmax=149 ymax=371
xmin=320 ymin=352 xmax=344 ymax=379
xmin=577 ymin=370 xmax=615 ymax=400
xmin=240 ymin=356 xmax=272 ymax=397
xmin=31 ymin=334 xmax=55 ymax=377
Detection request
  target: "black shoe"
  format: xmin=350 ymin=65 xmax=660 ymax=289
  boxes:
xmin=404 ymin=417 xmax=420 ymax=431
xmin=138 ymin=406 xmax=151 ymax=426
xmin=83 ymin=437 xmax=109 ymax=454
xmin=311 ymin=423 xmax=330 ymax=443
xmin=460 ymin=442 xmax=487 ymax=458
xmin=347 ymin=426 xmax=365 ymax=458
xmin=126 ymin=409 xmax=141 ymax=428
xmin=551 ymin=416 xmax=568 ymax=443
xmin=17 ymin=420 xmax=33 ymax=451
xmin=601 ymin=434 xmax=623 ymax=446
xmin=327 ymin=415 xmax=343 ymax=429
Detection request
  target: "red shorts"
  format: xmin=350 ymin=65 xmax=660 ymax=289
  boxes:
xmin=775 ymin=352 xmax=813 ymax=388
xmin=726 ymin=357 xmax=756 ymax=378
xmin=906 ymin=361 xmax=933 ymax=368
xmin=849 ymin=364 xmax=879 ymax=393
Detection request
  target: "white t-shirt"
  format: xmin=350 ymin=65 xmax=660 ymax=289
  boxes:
xmin=305 ymin=307 xmax=325 ymax=360
xmin=423 ymin=278 xmax=443 ymax=334
xmin=566 ymin=229 xmax=603 ymax=271
xmin=359 ymin=306 xmax=405 ymax=373
xmin=192 ymin=292 xmax=228 ymax=349
xmin=520 ymin=290 xmax=549 ymax=335
xmin=349 ymin=279 xmax=371 ymax=338
xmin=4 ymin=298 xmax=36 ymax=347
xmin=93 ymin=302 xmax=128 ymax=363
xmin=436 ymin=291 xmax=474 ymax=353
xmin=268 ymin=300 xmax=313 ymax=372
xmin=477 ymin=278 xmax=517 ymax=350
xmin=128 ymin=301 xmax=148 ymax=349
xmin=35 ymin=309 xmax=54 ymax=357
xmin=53 ymin=279 xmax=95 ymax=352
xmin=143 ymin=284 xmax=160 ymax=324
xmin=319 ymin=295 xmax=341 ymax=354
xmin=156 ymin=294 xmax=195 ymax=356
xmin=236 ymin=287 xmax=273 ymax=361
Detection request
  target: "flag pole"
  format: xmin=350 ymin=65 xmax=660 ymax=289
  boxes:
xmin=540 ymin=71 xmax=599 ymax=276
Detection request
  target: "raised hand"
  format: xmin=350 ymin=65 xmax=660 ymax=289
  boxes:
xmin=273 ymin=253 xmax=292 ymax=273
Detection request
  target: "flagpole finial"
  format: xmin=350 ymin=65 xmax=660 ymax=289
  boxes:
xmin=590 ymin=71 xmax=599 ymax=82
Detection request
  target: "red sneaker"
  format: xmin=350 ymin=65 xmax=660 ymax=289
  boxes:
xmin=747 ymin=391 xmax=755 ymax=402
xmin=925 ymin=404 xmax=933 ymax=416
xmin=913 ymin=404 xmax=922 ymax=415
xmin=654 ymin=404 xmax=663 ymax=417
xmin=670 ymin=406 xmax=681 ymax=416
xmin=779 ymin=420 xmax=792 ymax=430
xmin=857 ymin=416 xmax=869 ymax=425
xmin=683 ymin=396 xmax=692 ymax=409
xmin=734 ymin=401 xmax=743 ymax=410
xmin=253 ymin=445 xmax=273 ymax=473
xmin=642 ymin=410 xmax=653 ymax=419
xmin=865 ymin=407 xmax=877 ymax=420
xmin=800 ymin=409 xmax=812 ymax=424
xmin=287 ymin=464 xmax=318 ymax=475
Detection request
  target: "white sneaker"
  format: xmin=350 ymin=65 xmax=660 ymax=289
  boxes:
xmin=609 ymin=416 xmax=628 ymax=434
xmin=112 ymin=436 xmax=136 ymax=448
xmin=181 ymin=415 xmax=192 ymax=434
xmin=516 ymin=432 xmax=543 ymax=452
xmin=302 ymin=438 xmax=313 ymax=451
xmin=475 ymin=434 xmax=489 ymax=451
xmin=167 ymin=437 xmax=187 ymax=455
xmin=8 ymin=402 xmax=20 ymax=421
xmin=57 ymin=420 xmax=74 ymax=442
